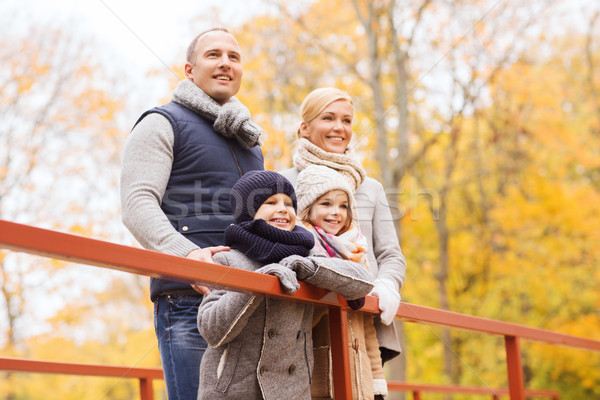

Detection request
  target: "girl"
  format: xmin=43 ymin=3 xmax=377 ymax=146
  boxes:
xmin=196 ymin=170 xmax=374 ymax=400
xmin=296 ymin=165 xmax=388 ymax=400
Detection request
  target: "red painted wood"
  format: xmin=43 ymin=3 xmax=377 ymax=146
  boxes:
xmin=387 ymin=382 xmax=558 ymax=398
xmin=139 ymin=378 xmax=154 ymax=400
xmin=0 ymin=357 xmax=163 ymax=379
xmin=505 ymin=336 xmax=526 ymax=400
xmin=0 ymin=220 xmax=343 ymax=307
xmin=1 ymin=357 xmax=161 ymax=400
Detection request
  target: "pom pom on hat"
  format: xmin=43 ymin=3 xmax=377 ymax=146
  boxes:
xmin=230 ymin=170 xmax=297 ymax=223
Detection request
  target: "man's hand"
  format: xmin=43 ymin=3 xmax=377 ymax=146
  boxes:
xmin=188 ymin=246 xmax=230 ymax=295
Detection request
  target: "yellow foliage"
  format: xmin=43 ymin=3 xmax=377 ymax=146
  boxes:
xmin=68 ymin=223 xmax=89 ymax=236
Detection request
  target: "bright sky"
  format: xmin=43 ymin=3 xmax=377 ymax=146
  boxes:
xmin=15 ymin=0 xmax=267 ymax=72
xmin=2 ymin=0 xmax=273 ymax=113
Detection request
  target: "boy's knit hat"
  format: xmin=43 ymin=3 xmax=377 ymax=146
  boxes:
xmin=230 ymin=170 xmax=297 ymax=223
xmin=296 ymin=165 xmax=357 ymax=223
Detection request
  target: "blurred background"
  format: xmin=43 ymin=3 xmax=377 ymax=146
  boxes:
xmin=1 ymin=0 xmax=599 ymax=398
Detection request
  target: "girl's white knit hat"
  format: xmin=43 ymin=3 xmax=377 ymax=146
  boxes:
xmin=295 ymin=165 xmax=358 ymax=223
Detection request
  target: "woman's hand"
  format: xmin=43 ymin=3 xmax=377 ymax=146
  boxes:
xmin=370 ymin=278 xmax=401 ymax=325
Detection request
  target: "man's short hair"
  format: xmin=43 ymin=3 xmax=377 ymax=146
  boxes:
xmin=186 ymin=28 xmax=231 ymax=64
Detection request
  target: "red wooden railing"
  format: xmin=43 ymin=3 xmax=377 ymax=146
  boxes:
xmin=387 ymin=382 xmax=560 ymax=399
xmin=0 ymin=357 xmax=162 ymax=399
xmin=0 ymin=358 xmax=561 ymax=400
xmin=1 ymin=219 xmax=599 ymax=399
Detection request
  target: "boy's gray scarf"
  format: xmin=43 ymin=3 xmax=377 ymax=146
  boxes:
xmin=172 ymin=79 xmax=262 ymax=149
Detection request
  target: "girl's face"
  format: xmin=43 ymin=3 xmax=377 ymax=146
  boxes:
xmin=308 ymin=189 xmax=349 ymax=235
xmin=299 ymin=100 xmax=353 ymax=154
xmin=254 ymin=193 xmax=296 ymax=231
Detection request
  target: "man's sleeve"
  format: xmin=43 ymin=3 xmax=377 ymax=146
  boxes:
xmin=120 ymin=113 xmax=198 ymax=256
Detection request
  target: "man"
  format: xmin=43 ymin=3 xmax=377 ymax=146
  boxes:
xmin=120 ymin=28 xmax=264 ymax=399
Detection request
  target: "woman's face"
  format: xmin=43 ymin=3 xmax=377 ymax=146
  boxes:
xmin=308 ymin=189 xmax=349 ymax=235
xmin=300 ymin=100 xmax=353 ymax=154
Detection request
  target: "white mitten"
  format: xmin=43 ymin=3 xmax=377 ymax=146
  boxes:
xmin=369 ymin=278 xmax=401 ymax=325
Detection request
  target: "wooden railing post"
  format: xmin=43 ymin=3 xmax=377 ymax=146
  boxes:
xmin=413 ymin=390 xmax=422 ymax=400
xmin=139 ymin=377 xmax=154 ymax=400
xmin=329 ymin=305 xmax=352 ymax=399
xmin=505 ymin=335 xmax=526 ymax=400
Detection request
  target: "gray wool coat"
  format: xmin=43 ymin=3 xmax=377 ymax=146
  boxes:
xmin=197 ymin=249 xmax=373 ymax=400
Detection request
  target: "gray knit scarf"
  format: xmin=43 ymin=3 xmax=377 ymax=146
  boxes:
xmin=172 ymin=79 xmax=262 ymax=149
xmin=292 ymin=138 xmax=367 ymax=191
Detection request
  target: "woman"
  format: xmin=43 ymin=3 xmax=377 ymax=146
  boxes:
xmin=280 ymin=87 xmax=405 ymax=364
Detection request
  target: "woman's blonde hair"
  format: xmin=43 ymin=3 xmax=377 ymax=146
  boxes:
xmin=297 ymin=87 xmax=353 ymax=138
xmin=299 ymin=191 xmax=354 ymax=236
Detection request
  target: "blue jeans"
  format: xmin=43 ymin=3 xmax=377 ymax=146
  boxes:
xmin=154 ymin=294 xmax=207 ymax=400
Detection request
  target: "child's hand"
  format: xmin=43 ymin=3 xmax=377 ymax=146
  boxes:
xmin=278 ymin=255 xmax=317 ymax=280
xmin=347 ymin=297 xmax=366 ymax=310
xmin=256 ymin=264 xmax=300 ymax=294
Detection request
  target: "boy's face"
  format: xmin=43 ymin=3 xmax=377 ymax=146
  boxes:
xmin=254 ymin=193 xmax=297 ymax=231
xmin=308 ymin=189 xmax=349 ymax=235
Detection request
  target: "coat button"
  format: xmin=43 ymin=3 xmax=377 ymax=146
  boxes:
xmin=268 ymin=329 xmax=277 ymax=339
xmin=182 ymin=226 xmax=189 ymax=232
xmin=288 ymin=364 xmax=296 ymax=374
xmin=260 ymin=366 xmax=266 ymax=375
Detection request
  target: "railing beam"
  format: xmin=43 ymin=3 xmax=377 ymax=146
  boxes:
xmin=505 ymin=335 xmax=526 ymax=400
xmin=388 ymin=382 xmax=559 ymax=399
xmin=0 ymin=220 xmax=342 ymax=308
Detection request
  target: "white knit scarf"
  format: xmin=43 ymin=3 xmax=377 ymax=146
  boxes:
xmin=172 ymin=80 xmax=262 ymax=149
xmin=292 ymin=138 xmax=366 ymax=191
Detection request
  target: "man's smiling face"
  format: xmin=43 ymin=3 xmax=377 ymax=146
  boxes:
xmin=184 ymin=30 xmax=243 ymax=105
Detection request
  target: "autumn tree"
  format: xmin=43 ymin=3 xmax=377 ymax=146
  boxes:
xmin=0 ymin=9 xmax=161 ymax=399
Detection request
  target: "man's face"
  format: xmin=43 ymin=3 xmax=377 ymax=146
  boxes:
xmin=184 ymin=31 xmax=243 ymax=105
